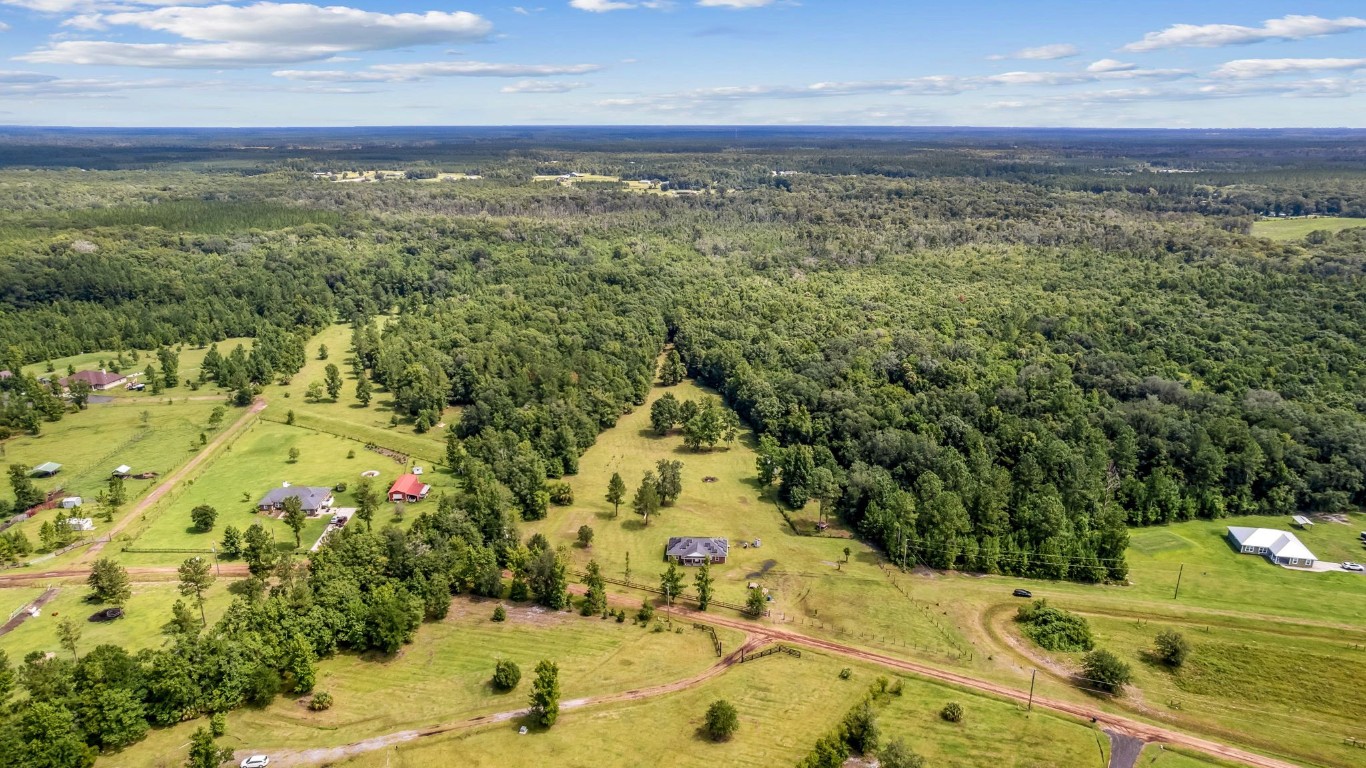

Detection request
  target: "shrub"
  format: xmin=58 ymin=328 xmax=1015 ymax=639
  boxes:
xmin=334 ymin=482 xmax=348 ymax=493
xmin=492 ymin=604 xmax=507 ymax=622
xmin=508 ymin=578 xmax=530 ymax=602
xmin=1154 ymin=630 xmax=1190 ymax=668
xmin=548 ymin=482 xmax=574 ymax=505
xmin=492 ymin=659 xmax=521 ymax=691
xmin=703 ymin=699 xmax=740 ymax=741
xmin=308 ymin=692 xmax=334 ymax=711
xmin=1015 ymin=599 xmax=1094 ymax=652
xmin=1082 ymin=649 xmax=1133 ymax=693
xmin=208 ymin=712 xmax=226 ymax=737
xmin=838 ymin=667 xmax=853 ymax=680
xmin=940 ymin=702 xmax=963 ymax=723
xmin=190 ymin=505 xmax=217 ymax=532
xmin=636 ymin=600 xmax=654 ymax=624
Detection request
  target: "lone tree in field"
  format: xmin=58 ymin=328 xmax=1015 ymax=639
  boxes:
xmin=1082 ymin=649 xmax=1133 ymax=693
xmin=106 ymin=475 xmax=127 ymax=507
xmin=190 ymin=504 xmax=217 ymax=532
xmin=650 ymin=392 xmax=680 ymax=435
xmin=577 ymin=525 xmax=594 ymax=548
xmin=655 ymin=459 xmax=683 ymax=505
xmin=355 ymin=374 xmax=372 ymax=407
xmin=605 ymin=472 xmax=626 ymax=519
xmin=582 ymin=560 xmax=607 ymax=616
xmin=287 ymin=446 xmax=301 ymax=463
xmin=492 ymin=659 xmax=521 ymax=691
xmin=57 ymin=617 xmax=81 ymax=661
xmin=281 ymin=495 xmax=307 ymax=548
xmin=660 ymin=349 xmax=687 ymax=386
xmin=745 ymin=586 xmax=766 ymax=618
xmin=207 ymin=405 xmax=225 ymax=429
xmin=87 ymin=558 xmax=132 ymax=606
xmin=1154 ymin=630 xmax=1190 ymax=668
xmin=695 ymin=560 xmax=714 ymax=611
xmin=703 ymin=699 xmax=739 ymax=741
xmin=324 ymin=363 xmax=343 ymax=401
xmin=177 ymin=556 xmax=215 ymax=626
xmin=529 ymin=660 xmax=561 ymax=728
xmin=632 ymin=473 xmax=662 ymax=526
xmin=660 ymin=562 xmax=685 ymax=606
xmin=354 ymin=478 xmax=379 ymax=532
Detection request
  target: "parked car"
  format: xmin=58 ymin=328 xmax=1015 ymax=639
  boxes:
xmin=240 ymin=756 xmax=270 ymax=768
xmin=330 ymin=514 xmax=348 ymax=526
xmin=1342 ymin=562 xmax=1364 ymax=572
xmin=1012 ymin=589 xmax=1033 ymax=598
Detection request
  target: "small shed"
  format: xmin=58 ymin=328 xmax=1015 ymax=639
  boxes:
xmin=1292 ymin=515 xmax=1313 ymax=528
xmin=66 ymin=518 xmax=95 ymax=531
xmin=31 ymin=462 xmax=62 ymax=477
xmin=60 ymin=497 xmax=83 ymax=509
xmin=113 ymin=465 xmax=132 ymax=478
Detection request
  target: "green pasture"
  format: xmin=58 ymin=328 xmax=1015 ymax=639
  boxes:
xmin=19 ymin=336 xmax=255 ymax=390
xmin=1251 ymin=217 xmax=1366 ymax=241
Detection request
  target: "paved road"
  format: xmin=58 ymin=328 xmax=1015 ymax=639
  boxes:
xmin=1107 ymin=728 xmax=1148 ymax=768
xmin=0 ymin=587 xmax=59 ymax=636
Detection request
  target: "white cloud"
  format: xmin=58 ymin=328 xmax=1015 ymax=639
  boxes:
xmin=1212 ymin=58 xmax=1366 ymax=79
xmin=501 ymin=79 xmax=589 ymax=93
xmin=0 ymin=21 xmax=9 ymax=31
xmin=20 ymin=3 xmax=494 ymax=68
xmin=986 ymin=67 xmax=1188 ymax=86
xmin=1124 ymin=14 xmax=1366 ymax=52
xmin=1 ymin=0 xmax=216 ymax=11
xmin=0 ymin=74 xmax=189 ymax=99
xmin=568 ymin=0 xmax=670 ymax=11
xmin=1087 ymin=59 xmax=1135 ymax=73
xmin=273 ymin=60 xmax=602 ymax=82
xmin=0 ymin=70 xmax=58 ymax=83
xmin=697 ymin=0 xmax=775 ymax=7
xmin=988 ymin=43 xmax=1079 ymax=61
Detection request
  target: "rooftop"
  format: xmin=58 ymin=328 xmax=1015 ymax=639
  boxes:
xmin=1228 ymin=526 xmax=1317 ymax=562
xmin=666 ymin=536 xmax=729 ymax=559
xmin=257 ymin=485 xmax=333 ymax=511
xmin=59 ymin=369 xmax=126 ymax=388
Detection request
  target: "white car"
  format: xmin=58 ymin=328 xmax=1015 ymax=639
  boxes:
xmin=1342 ymin=562 xmax=1364 ymax=572
xmin=240 ymin=757 xmax=270 ymax=768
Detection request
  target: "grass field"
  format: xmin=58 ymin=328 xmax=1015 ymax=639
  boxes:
xmin=325 ymin=648 xmax=1105 ymax=768
xmin=1251 ymin=217 xmax=1366 ymax=241
xmin=19 ymin=337 xmax=255 ymax=389
xmin=101 ymin=597 xmax=731 ymax=768
xmin=0 ymin=579 xmax=235 ymax=661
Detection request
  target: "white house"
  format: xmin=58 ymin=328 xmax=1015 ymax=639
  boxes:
xmin=60 ymin=497 xmax=83 ymax=509
xmin=66 ymin=518 xmax=95 ymax=532
xmin=1226 ymin=526 xmax=1318 ymax=569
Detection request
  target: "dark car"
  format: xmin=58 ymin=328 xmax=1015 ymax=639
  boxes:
xmin=1012 ymin=589 xmax=1033 ymax=598
xmin=89 ymin=607 xmax=124 ymax=622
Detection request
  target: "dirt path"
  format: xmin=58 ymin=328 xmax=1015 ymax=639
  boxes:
xmin=78 ymin=398 xmax=266 ymax=561
xmin=0 ymin=587 xmax=58 ymax=636
xmin=0 ymin=564 xmax=250 ymax=588
xmin=251 ymin=632 xmax=763 ymax=767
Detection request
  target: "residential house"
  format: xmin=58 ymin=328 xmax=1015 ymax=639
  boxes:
xmin=388 ymin=474 xmax=431 ymax=503
xmin=58 ymin=369 xmax=127 ymax=391
xmin=1226 ymin=526 xmax=1318 ymax=569
xmin=665 ymin=536 xmax=729 ymax=566
xmin=256 ymin=484 xmax=335 ymax=516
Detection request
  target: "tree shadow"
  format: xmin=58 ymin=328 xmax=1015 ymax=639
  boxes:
xmin=620 ymin=518 xmax=649 ymax=532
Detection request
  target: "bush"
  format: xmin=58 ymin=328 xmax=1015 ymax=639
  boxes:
xmin=636 ymin=600 xmax=654 ymax=624
xmin=878 ymin=739 xmax=925 ymax=768
xmin=334 ymin=482 xmax=348 ymax=493
xmin=703 ymin=699 xmax=740 ymax=741
xmin=492 ymin=604 xmax=507 ymax=622
xmin=508 ymin=578 xmax=530 ymax=602
xmin=208 ymin=712 xmax=226 ymax=737
xmin=548 ymin=482 xmax=574 ymax=505
xmin=308 ymin=692 xmax=334 ymax=711
xmin=1082 ymin=649 xmax=1133 ymax=693
xmin=1015 ymin=600 xmax=1093 ymax=652
xmin=492 ymin=659 xmax=521 ymax=691
xmin=838 ymin=667 xmax=852 ymax=680
xmin=1154 ymin=630 xmax=1190 ymax=667
xmin=190 ymin=505 xmax=217 ymax=532
xmin=940 ymin=702 xmax=963 ymax=723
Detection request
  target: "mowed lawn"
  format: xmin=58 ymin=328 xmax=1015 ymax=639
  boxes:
xmin=522 ymin=378 xmax=968 ymax=657
xmin=1251 ymin=217 xmax=1366 ymax=241
xmin=19 ymin=337 xmax=255 ymax=397
xmin=327 ymin=650 xmax=1105 ymax=768
xmin=116 ymin=421 xmax=458 ymax=566
xmin=0 ymin=579 xmax=235 ymax=661
xmin=2 ymin=399 xmax=223 ymax=543
xmin=256 ymin=321 xmax=452 ymax=466
xmin=102 ymin=598 xmax=729 ymax=768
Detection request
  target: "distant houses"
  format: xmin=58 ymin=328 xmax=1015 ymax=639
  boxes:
xmin=58 ymin=369 xmax=127 ymax=391
xmin=388 ymin=474 xmax=431 ymax=503
xmin=256 ymin=484 xmax=335 ymax=516
xmin=665 ymin=536 xmax=729 ymax=566
xmin=1226 ymin=526 xmax=1318 ymax=569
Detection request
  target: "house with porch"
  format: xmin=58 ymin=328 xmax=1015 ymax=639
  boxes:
xmin=1226 ymin=526 xmax=1318 ymax=569
xmin=665 ymin=536 xmax=729 ymax=566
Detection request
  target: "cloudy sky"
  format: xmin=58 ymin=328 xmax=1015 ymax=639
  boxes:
xmin=0 ymin=0 xmax=1363 ymax=126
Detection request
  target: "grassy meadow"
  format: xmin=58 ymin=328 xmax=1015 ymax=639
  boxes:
xmin=1250 ymin=216 xmax=1366 ymax=241
xmin=18 ymin=337 xmax=255 ymax=390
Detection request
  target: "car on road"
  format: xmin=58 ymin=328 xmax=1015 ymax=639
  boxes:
xmin=1012 ymin=589 xmax=1032 ymax=598
xmin=240 ymin=757 xmax=270 ymax=768
xmin=1342 ymin=562 xmax=1364 ymax=572
xmin=329 ymin=514 xmax=348 ymax=526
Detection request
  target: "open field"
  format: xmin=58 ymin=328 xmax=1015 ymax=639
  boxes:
xmin=114 ymin=420 xmax=456 ymax=566
xmin=100 ymin=597 xmax=732 ymax=768
xmin=0 ymin=579 xmax=235 ymax=660
xmin=18 ymin=337 xmax=255 ymax=390
xmin=1251 ymin=217 xmax=1366 ymax=241
xmin=324 ymin=648 xmax=1106 ymax=768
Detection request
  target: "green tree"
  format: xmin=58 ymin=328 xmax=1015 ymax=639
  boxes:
xmin=582 ymin=559 xmax=607 ymax=616
xmin=1154 ymin=630 xmax=1190 ymax=668
xmin=745 ymin=586 xmax=766 ymax=618
xmin=493 ymin=659 xmax=521 ymax=691
xmin=318 ymin=343 xmax=329 ymax=360
xmin=529 ymin=660 xmax=561 ymax=728
xmin=0 ymin=649 xmax=13 ymax=709
xmin=576 ymin=524 xmax=594 ymax=548
xmin=305 ymin=381 xmax=324 ymax=402
xmin=781 ymin=444 xmax=816 ymax=508
xmin=841 ymin=700 xmax=880 ymax=754
xmin=1082 ymin=649 xmax=1133 ymax=693
xmin=177 ymin=556 xmax=214 ymax=626
xmin=69 ymin=378 xmax=92 ymax=409
xmin=703 ymin=699 xmax=739 ymax=741
xmin=655 ymin=459 xmax=683 ymax=505
xmin=8 ymin=464 xmax=44 ymax=511
xmin=185 ymin=727 xmax=233 ymax=768
xmin=527 ymin=546 xmax=569 ymax=609
xmin=87 ymin=557 xmax=132 ymax=606
xmin=682 ymin=398 xmax=730 ymax=451
xmin=146 ymin=364 xmax=162 ymax=394
xmin=57 ymin=617 xmax=80 ymax=661
xmin=18 ymin=702 xmax=95 ymax=768
xmin=241 ymin=523 xmax=277 ymax=577
xmin=324 ymin=363 xmax=343 ymax=400
xmin=282 ymin=633 xmax=317 ymax=693
xmin=756 ymin=434 xmax=782 ymax=486
xmin=219 ymin=525 xmax=243 ymax=558
xmin=660 ymin=561 xmax=685 ymax=604
xmin=288 ymin=446 xmax=301 ymax=463
xmin=660 ymin=349 xmax=687 ymax=385
xmin=355 ymin=374 xmax=372 ymax=406
xmin=281 ymin=495 xmax=307 ymax=548
xmin=189 ymin=504 xmax=217 ymax=532
xmin=632 ymin=473 xmax=661 ymax=525
xmin=605 ymin=472 xmax=626 ymax=518
xmin=207 ymin=405 xmax=225 ymax=429
xmin=695 ymin=559 xmax=714 ymax=611
xmin=940 ymin=702 xmax=963 ymax=722
xmin=157 ymin=347 xmax=179 ymax=388
xmin=355 ymin=477 xmax=379 ymax=532
xmin=650 ymin=392 xmax=680 ymax=435
xmin=878 ymin=740 xmax=925 ymax=768
xmin=83 ymin=686 xmax=149 ymax=750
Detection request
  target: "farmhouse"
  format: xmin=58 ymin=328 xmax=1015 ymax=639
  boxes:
xmin=665 ymin=536 xmax=729 ymax=566
xmin=58 ymin=369 xmax=127 ymax=391
xmin=256 ymin=485 xmax=334 ymax=516
xmin=1226 ymin=526 xmax=1318 ymax=569
xmin=388 ymin=474 xmax=431 ymax=503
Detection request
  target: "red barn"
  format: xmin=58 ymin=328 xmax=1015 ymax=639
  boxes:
xmin=388 ymin=474 xmax=431 ymax=503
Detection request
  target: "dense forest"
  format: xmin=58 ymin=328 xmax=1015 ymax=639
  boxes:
xmin=2 ymin=130 xmax=1364 ymax=583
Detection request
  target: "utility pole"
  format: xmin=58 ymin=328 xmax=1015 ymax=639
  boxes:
xmin=665 ymin=585 xmax=671 ymax=626
xmin=211 ymin=544 xmax=221 ymax=576
xmin=1027 ymin=669 xmax=1036 ymax=712
xmin=1173 ymin=563 xmax=1184 ymax=600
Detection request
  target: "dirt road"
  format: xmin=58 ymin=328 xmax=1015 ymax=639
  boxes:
xmin=0 ymin=564 xmax=251 ymax=588
xmin=0 ymin=587 xmax=59 ymax=636
xmin=79 ymin=398 xmax=266 ymax=561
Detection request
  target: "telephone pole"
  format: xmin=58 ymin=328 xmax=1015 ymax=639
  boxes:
xmin=1027 ymin=669 xmax=1036 ymax=712
xmin=1173 ymin=563 xmax=1184 ymax=600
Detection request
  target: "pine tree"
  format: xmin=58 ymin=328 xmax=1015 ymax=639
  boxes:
xmin=605 ymin=472 xmax=626 ymax=518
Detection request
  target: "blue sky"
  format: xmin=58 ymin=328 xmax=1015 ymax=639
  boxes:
xmin=0 ymin=1 xmax=1363 ymax=126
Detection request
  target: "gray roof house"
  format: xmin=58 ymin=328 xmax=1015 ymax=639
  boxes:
xmin=665 ymin=536 xmax=729 ymax=566
xmin=257 ymin=485 xmax=334 ymax=515
xmin=1227 ymin=526 xmax=1317 ymax=569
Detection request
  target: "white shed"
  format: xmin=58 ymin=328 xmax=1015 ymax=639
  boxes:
xmin=60 ymin=497 xmax=83 ymax=509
